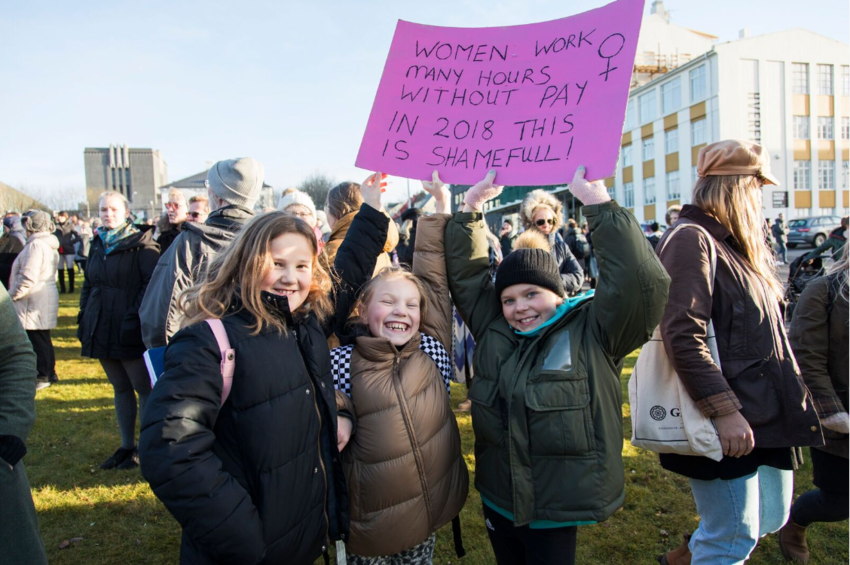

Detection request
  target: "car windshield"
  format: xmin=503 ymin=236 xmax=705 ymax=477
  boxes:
xmin=788 ymin=219 xmax=808 ymax=228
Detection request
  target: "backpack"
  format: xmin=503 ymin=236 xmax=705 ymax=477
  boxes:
xmin=572 ymin=230 xmax=590 ymax=259
xmin=145 ymin=318 xmax=235 ymax=405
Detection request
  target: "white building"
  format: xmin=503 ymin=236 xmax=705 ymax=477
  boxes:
xmin=614 ymin=28 xmax=850 ymax=224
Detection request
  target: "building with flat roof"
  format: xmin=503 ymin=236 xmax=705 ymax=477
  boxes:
xmin=614 ymin=28 xmax=849 ymax=224
xmin=84 ymin=144 xmax=167 ymax=218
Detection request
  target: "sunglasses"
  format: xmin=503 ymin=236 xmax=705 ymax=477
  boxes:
xmin=536 ymin=218 xmax=556 ymax=227
xmin=165 ymin=202 xmax=183 ymax=210
xmin=187 ymin=211 xmax=204 ymax=218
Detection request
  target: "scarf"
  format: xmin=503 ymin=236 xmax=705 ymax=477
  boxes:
xmin=514 ymin=290 xmax=595 ymax=337
xmin=100 ymin=219 xmax=139 ymax=255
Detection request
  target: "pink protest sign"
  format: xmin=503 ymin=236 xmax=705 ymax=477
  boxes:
xmin=356 ymin=0 xmax=644 ymax=186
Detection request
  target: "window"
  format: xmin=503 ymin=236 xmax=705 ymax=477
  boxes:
xmin=643 ymin=137 xmax=655 ymax=161
xmin=794 ymin=160 xmax=811 ymax=190
xmin=665 ymin=128 xmax=679 ymax=154
xmin=843 ymin=160 xmax=849 ymax=189
xmin=689 ymin=65 xmax=706 ymax=102
xmin=793 ymin=116 xmax=810 ymax=139
xmin=818 ymin=161 xmax=835 ymax=190
xmin=817 ymin=64 xmax=833 ymax=95
xmin=645 ymin=177 xmax=656 ymax=204
xmin=623 ymin=182 xmax=634 ymax=207
xmin=624 ymin=99 xmax=636 ymax=131
xmin=622 ymin=144 xmax=633 ymax=168
xmin=792 ymin=63 xmax=809 ymax=94
xmin=842 ymin=117 xmax=849 ymax=140
xmin=666 ymin=171 xmax=680 ymax=200
xmin=693 ymin=165 xmax=698 ymax=184
xmin=662 ymin=77 xmax=681 ymax=114
xmin=639 ymin=90 xmax=657 ymax=123
xmin=817 ymin=117 xmax=834 ymax=139
xmin=691 ymin=118 xmax=707 ymax=146
xmin=607 ymin=184 xmax=616 ymax=198
xmin=843 ymin=66 xmax=850 ymax=96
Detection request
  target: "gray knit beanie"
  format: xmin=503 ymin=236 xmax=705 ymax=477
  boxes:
xmin=21 ymin=210 xmax=54 ymax=234
xmin=206 ymin=157 xmax=264 ymax=209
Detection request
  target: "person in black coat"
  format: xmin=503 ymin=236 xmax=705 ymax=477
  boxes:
xmin=78 ymin=192 xmax=159 ymax=470
xmin=140 ymin=174 xmax=391 ymax=565
xmin=394 ymin=206 xmax=423 ymax=269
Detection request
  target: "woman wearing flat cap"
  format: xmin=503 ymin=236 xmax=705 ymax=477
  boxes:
xmin=655 ymin=140 xmax=822 ymax=564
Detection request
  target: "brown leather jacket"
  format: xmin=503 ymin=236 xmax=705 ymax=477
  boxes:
xmin=789 ymin=273 xmax=848 ymax=458
xmin=658 ymin=205 xmax=822 ymax=449
xmin=335 ymin=214 xmax=468 ymax=557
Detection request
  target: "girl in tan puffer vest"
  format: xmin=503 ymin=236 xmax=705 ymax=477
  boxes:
xmin=331 ymin=213 xmax=469 ymax=563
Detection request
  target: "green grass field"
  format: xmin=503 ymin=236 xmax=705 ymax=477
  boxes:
xmin=27 ymin=291 xmax=848 ymax=563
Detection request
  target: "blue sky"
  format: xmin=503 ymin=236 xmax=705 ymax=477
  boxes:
xmin=1 ymin=0 xmax=847 ymax=204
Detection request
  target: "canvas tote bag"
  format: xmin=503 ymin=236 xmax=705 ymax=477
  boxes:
xmin=628 ymin=223 xmax=724 ymax=461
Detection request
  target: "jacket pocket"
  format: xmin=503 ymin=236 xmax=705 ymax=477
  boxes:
xmin=119 ymin=314 xmax=143 ymax=347
xmin=725 ymin=358 xmax=780 ymax=428
xmin=468 ymin=378 xmax=503 ymax=448
xmin=525 ymin=380 xmax=594 ymax=456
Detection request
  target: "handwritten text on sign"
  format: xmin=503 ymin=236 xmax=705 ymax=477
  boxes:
xmin=355 ymin=0 xmax=644 ymax=186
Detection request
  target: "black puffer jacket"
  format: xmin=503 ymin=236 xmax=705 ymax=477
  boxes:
xmin=54 ymin=220 xmax=80 ymax=256
xmin=78 ymin=225 xmax=159 ymax=359
xmin=141 ymin=298 xmax=346 ymax=565
xmin=549 ymin=232 xmax=584 ymax=293
xmin=140 ymin=204 xmax=391 ymax=565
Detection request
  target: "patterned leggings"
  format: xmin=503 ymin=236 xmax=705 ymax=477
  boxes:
xmin=348 ymin=534 xmax=436 ymax=565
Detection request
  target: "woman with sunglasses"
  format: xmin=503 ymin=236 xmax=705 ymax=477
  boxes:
xmin=519 ymin=189 xmax=584 ymax=294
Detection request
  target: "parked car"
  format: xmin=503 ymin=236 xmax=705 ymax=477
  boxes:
xmin=786 ymin=215 xmax=843 ymax=248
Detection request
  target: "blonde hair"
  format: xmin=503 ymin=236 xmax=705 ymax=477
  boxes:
xmin=98 ymin=191 xmax=129 ymax=211
xmin=692 ymin=175 xmax=783 ymax=299
xmin=520 ymin=189 xmax=563 ymax=231
xmin=179 ymin=212 xmax=333 ymax=334
xmin=189 ymin=194 xmax=210 ymax=212
xmin=167 ymin=188 xmax=187 ymax=205
xmin=355 ymin=267 xmax=431 ymax=331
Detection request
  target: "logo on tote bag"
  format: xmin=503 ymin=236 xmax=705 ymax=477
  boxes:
xmin=649 ymin=406 xmax=667 ymax=421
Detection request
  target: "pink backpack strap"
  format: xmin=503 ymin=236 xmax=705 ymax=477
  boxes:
xmin=205 ymin=319 xmax=236 ymax=405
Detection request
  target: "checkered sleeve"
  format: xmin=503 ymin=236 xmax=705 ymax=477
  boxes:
xmin=420 ymin=334 xmax=453 ymax=394
xmin=330 ymin=345 xmax=355 ymax=398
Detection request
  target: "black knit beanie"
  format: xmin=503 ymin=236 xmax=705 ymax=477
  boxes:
xmin=495 ymin=248 xmax=565 ymax=298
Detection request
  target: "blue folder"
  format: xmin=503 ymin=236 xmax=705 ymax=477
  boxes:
xmin=143 ymin=346 xmax=166 ymax=386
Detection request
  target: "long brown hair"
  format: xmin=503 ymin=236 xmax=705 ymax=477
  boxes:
xmin=326 ymin=182 xmax=362 ymax=220
xmin=179 ymin=212 xmax=333 ymax=334
xmin=692 ymin=175 xmax=783 ymax=299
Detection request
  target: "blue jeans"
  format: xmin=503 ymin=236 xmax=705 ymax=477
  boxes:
xmin=689 ymin=466 xmax=793 ymax=564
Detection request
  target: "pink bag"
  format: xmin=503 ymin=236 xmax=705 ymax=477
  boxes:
xmin=205 ymin=319 xmax=236 ymax=405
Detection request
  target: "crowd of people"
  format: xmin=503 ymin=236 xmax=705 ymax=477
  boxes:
xmin=0 ymin=139 xmax=846 ymax=565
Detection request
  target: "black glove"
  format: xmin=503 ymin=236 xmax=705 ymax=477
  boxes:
xmin=0 ymin=435 xmax=27 ymax=468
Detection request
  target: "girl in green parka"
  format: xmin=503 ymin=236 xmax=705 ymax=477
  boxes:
xmin=439 ymin=167 xmax=670 ymax=564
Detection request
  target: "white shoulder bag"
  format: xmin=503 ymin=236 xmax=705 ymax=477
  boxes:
xmin=628 ymin=224 xmax=724 ymax=461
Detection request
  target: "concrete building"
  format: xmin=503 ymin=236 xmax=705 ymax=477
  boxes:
xmin=84 ymin=144 xmax=167 ymax=218
xmin=614 ymin=28 xmax=849 ymax=224
xmin=158 ymin=168 xmax=275 ymax=212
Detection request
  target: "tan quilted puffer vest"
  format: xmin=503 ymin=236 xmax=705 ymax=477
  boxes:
xmin=343 ymin=333 xmax=469 ymax=557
